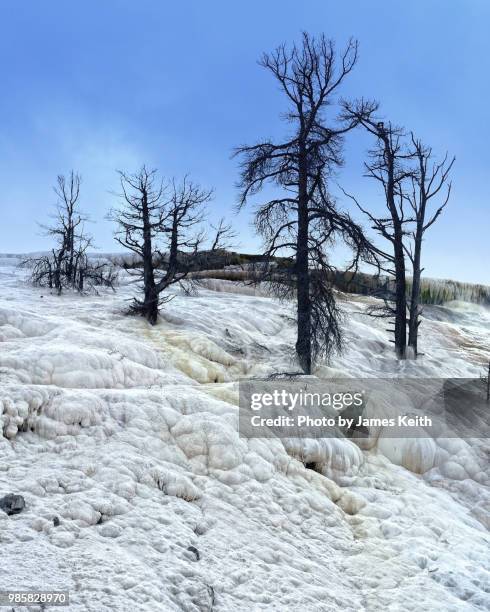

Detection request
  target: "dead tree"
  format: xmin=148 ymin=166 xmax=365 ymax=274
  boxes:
xmin=341 ymin=107 xmax=413 ymax=358
xmin=41 ymin=172 xmax=84 ymax=293
xmin=25 ymin=171 xmax=115 ymax=294
xmin=55 ymin=172 xmax=82 ymax=285
xmin=109 ymin=167 xmax=167 ymax=324
xmin=235 ymin=33 xmax=378 ymax=373
xmin=109 ymin=168 xmax=228 ymax=324
xmin=406 ymin=135 xmax=454 ymax=355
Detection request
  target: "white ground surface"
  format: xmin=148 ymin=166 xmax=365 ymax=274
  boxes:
xmin=0 ymin=258 xmax=489 ymax=611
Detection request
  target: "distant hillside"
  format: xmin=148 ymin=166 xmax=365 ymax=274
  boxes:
xmin=2 ymin=251 xmax=489 ymax=306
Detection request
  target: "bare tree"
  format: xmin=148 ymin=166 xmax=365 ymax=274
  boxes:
xmin=341 ymin=107 xmax=455 ymax=359
xmin=109 ymin=167 xmax=167 ymax=324
xmin=235 ymin=33 xmax=377 ymax=373
xmin=340 ymin=108 xmax=413 ymax=358
xmin=24 ymin=171 xmax=116 ymax=294
xmin=406 ymin=136 xmax=455 ymax=355
xmin=42 ymin=172 xmax=84 ymax=293
xmin=55 ymin=172 xmax=82 ymax=285
xmin=109 ymin=167 xmax=229 ymax=324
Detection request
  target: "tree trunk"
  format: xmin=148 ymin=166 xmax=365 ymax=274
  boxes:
xmin=408 ymin=234 xmax=422 ymax=356
xmin=67 ymin=226 xmax=75 ymax=285
xmin=78 ymin=267 xmax=84 ymax=292
xmin=53 ymin=248 xmax=65 ymax=295
xmin=166 ymin=217 xmax=179 ymax=284
xmin=141 ymin=195 xmax=159 ymax=324
xmin=393 ymin=230 xmax=407 ymax=359
xmin=143 ymin=281 xmax=159 ymax=325
xmin=384 ymin=140 xmax=407 ymax=360
xmin=295 ymin=151 xmax=312 ymax=373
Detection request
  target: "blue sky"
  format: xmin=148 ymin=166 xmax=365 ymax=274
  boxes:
xmin=0 ymin=0 xmax=488 ymax=283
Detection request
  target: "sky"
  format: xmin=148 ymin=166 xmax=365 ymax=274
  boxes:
xmin=0 ymin=0 xmax=488 ymax=283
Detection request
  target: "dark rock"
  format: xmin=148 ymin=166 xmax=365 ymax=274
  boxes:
xmin=53 ymin=516 xmax=60 ymax=527
xmin=187 ymin=545 xmax=200 ymax=561
xmin=305 ymin=461 xmax=320 ymax=473
xmin=0 ymin=494 xmax=26 ymax=515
